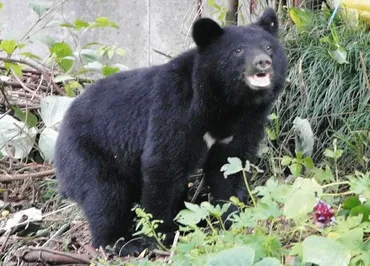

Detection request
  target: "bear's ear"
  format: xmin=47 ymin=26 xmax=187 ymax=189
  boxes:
xmin=192 ymin=18 xmax=224 ymax=47
xmin=255 ymin=8 xmax=279 ymax=37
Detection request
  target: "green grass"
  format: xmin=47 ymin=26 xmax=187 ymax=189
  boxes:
xmin=274 ymin=12 xmax=370 ymax=170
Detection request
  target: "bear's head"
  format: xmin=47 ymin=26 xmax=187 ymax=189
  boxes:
xmin=192 ymin=8 xmax=287 ymax=107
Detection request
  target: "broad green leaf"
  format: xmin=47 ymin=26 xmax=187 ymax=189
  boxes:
xmin=328 ymin=46 xmax=349 ymax=64
xmin=281 ymin=155 xmax=292 ymax=166
xmin=335 ymin=227 xmax=364 ymax=254
xmin=0 ymin=40 xmax=17 ymax=54
xmin=207 ymin=246 xmax=255 ymax=266
xmin=349 ymin=205 xmax=370 ymax=222
xmin=75 ymin=19 xmax=90 ymax=30
xmin=254 ymin=178 xmax=291 ymax=204
xmin=40 ymin=95 xmax=75 ymax=130
xmin=266 ymin=128 xmax=277 ymax=140
xmin=84 ymin=61 xmax=103 ymax=71
xmin=254 ymin=257 xmax=282 ymax=266
xmin=347 ymin=172 xmax=370 ymax=200
xmin=175 ymin=202 xmax=209 ymax=225
xmin=0 ymin=114 xmax=37 ymax=159
xmin=54 ymin=75 xmax=76 ymax=83
xmin=50 ymin=42 xmax=74 ymax=72
xmin=313 ymin=165 xmax=335 ymax=183
xmin=30 ymin=2 xmax=49 ymax=17
xmin=12 ymin=105 xmax=38 ymax=128
xmin=38 ymin=128 xmax=58 ymax=162
xmin=92 ymin=17 xmax=119 ymax=29
xmin=343 ymin=196 xmax=361 ymax=210
xmin=75 ymin=49 xmax=100 ymax=63
xmin=220 ymin=157 xmax=243 ymax=178
xmin=303 ymin=157 xmax=314 ymax=169
xmin=102 ymin=65 xmax=120 ymax=77
xmin=302 ymin=236 xmax=351 ymax=266
xmin=4 ymin=62 xmax=23 ymax=76
xmin=293 ymin=117 xmax=314 ymax=157
xmin=64 ymin=81 xmax=81 ymax=97
xmin=283 ymin=177 xmax=322 ymax=223
xmin=289 ymin=8 xmax=314 ymax=31
xmin=115 ymin=48 xmax=127 ymax=57
xmin=289 ymin=163 xmax=302 ymax=177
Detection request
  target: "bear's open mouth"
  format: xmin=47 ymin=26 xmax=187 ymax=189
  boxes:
xmin=246 ymin=73 xmax=271 ymax=89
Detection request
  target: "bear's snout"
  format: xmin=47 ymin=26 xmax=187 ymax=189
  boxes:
xmin=253 ymin=54 xmax=272 ymax=72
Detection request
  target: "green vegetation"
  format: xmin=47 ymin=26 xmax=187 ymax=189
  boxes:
xmin=0 ymin=2 xmax=369 ymax=266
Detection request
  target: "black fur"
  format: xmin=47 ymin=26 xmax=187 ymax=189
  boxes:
xmin=55 ymin=8 xmax=287 ymax=255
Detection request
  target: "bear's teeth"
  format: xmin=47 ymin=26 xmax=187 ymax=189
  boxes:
xmin=248 ymin=74 xmax=271 ymax=87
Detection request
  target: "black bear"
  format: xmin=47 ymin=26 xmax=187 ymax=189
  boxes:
xmin=55 ymin=8 xmax=287 ymax=254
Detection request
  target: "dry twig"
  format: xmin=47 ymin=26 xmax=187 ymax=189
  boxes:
xmin=0 ymin=169 xmax=55 ymax=182
xmin=18 ymin=247 xmax=91 ymax=265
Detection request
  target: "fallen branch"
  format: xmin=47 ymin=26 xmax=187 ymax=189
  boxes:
xmin=0 ymin=56 xmax=64 ymax=95
xmin=18 ymin=247 xmax=91 ymax=265
xmin=0 ymin=169 xmax=55 ymax=182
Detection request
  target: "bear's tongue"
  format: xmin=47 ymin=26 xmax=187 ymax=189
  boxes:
xmin=247 ymin=73 xmax=271 ymax=88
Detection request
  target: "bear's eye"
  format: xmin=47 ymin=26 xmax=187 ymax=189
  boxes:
xmin=266 ymin=44 xmax=272 ymax=51
xmin=233 ymin=48 xmax=244 ymax=55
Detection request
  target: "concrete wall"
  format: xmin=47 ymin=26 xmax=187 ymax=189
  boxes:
xmin=0 ymin=0 xmax=268 ymax=69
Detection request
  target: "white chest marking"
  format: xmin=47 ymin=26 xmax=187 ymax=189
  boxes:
xmin=203 ymin=132 xmax=234 ymax=149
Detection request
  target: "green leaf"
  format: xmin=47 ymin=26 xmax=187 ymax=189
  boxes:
xmin=175 ymin=202 xmax=208 ymax=225
xmin=266 ymin=128 xmax=277 ymax=141
xmin=343 ymin=196 xmax=361 ymax=210
xmin=302 ymin=236 xmax=351 ymax=266
xmin=207 ymin=246 xmax=255 ymax=266
xmin=303 ymin=157 xmax=314 ymax=169
xmin=60 ymin=23 xmax=75 ymax=28
xmin=75 ymin=19 xmax=90 ymax=30
xmin=335 ymin=227 xmax=364 ymax=254
xmin=254 ymin=257 xmax=282 ymax=266
xmin=4 ymin=62 xmax=23 ymax=76
xmin=0 ymin=3 xmax=3 ymax=11
xmin=54 ymin=75 xmax=76 ymax=83
xmin=115 ymin=48 xmax=127 ymax=57
xmin=281 ymin=155 xmax=292 ymax=166
xmin=29 ymin=2 xmax=49 ymax=17
xmin=92 ymin=17 xmax=119 ymax=29
xmin=76 ymin=49 xmax=100 ymax=62
xmin=102 ymin=65 xmax=120 ymax=77
xmin=50 ymin=42 xmax=74 ymax=72
xmin=289 ymin=163 xmax=302 ymax=177
xmin=283 ymin=177 xmax=322 ymax=223
xmin=348 ymin=172 xmax=370 ymax=200
xmin=64 ymin=81 xmax=80 ymax=97
xmin=220 ymin=157 xmax=243 ymax=178
xmin=289 ymin=8 xmax=314 ymax=31
xmin=313 ymin=165 xmax=335 ymax=183
xmin=328 ymin=46 xmax=349 ymax=64
xmin=254 ymin=178 xmax=291 ymax=204
xmin=0 ymin=40 xmax=17 ymax=54
xmin=350 ymin=205 xmax=370 ymax=222
xmin=12 ymin=105 xmax=38 ymax=128
xmin=20 ymin=52 xmax=42 ymax=60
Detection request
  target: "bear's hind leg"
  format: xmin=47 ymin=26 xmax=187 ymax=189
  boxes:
xmin=80 ymin=180 xmax=140 ymax=255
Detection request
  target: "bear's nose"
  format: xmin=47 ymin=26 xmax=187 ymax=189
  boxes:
xmin=253 ymin=54 xmax=272 ymax=71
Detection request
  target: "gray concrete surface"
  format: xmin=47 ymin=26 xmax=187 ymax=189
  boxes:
xmin=0 ymin=0 xmax=266 ymax=69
